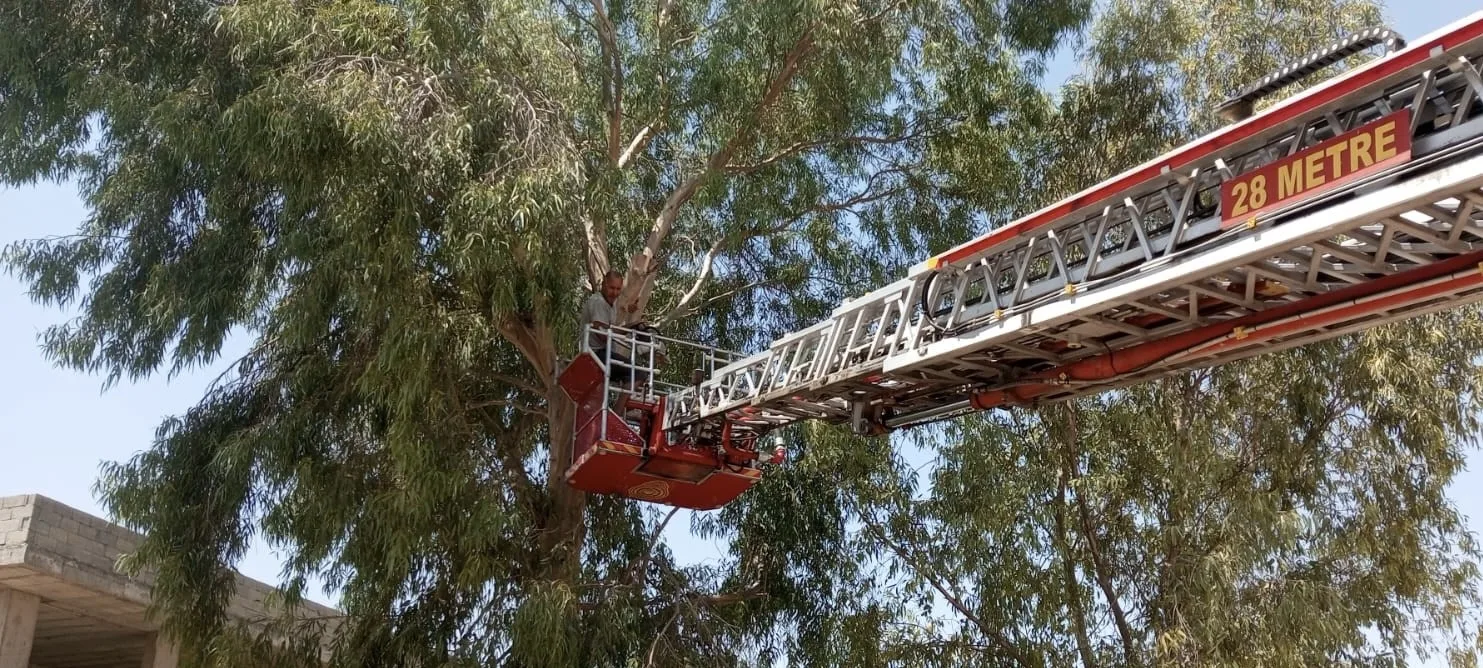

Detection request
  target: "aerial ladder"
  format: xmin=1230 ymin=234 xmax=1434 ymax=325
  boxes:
xmin=558 ymin=10 xmax=1483 ymax=510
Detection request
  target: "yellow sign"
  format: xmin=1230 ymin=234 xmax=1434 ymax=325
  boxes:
xmin=1222 ymin=109 xmax=1412 ymax=228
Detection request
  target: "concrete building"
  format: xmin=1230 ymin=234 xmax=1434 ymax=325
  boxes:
xmin=0 ymin=494 xmax=339 ymax=668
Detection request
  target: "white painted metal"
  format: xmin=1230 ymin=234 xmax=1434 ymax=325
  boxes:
xmin=887 ymin=151 xmax=1483 ymax=375
xmin=661 ymin=17 xmax=1483 ymax=437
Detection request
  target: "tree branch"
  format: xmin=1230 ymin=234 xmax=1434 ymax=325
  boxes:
xmin=618 ymin=123 xmax=655 ymax=168
xmin=1055 ymin=441 xmax=1099 ymax=668
xmin=770 ymin=166 xmax=913 ymax=227
xmin=590 ymin=0 xmax=624 ymax=163
xmin=645 ymin=609 xmax=681 ymax=668
xmin=863 ymin=517 xmax=1036 ymax=668
xmin=858 ymin=0 xmax=909 ymax=25
xmin=622 ymin=27 xmax=818 ymax=319
xmin=656 ymin=236 xmax=726 ymax=326
xmin=1076 ymin=494 xmax=1136 ymax=659
xmin=653 ymin=166 xmax=913 ymax=324
xmin=582 ymin=213 xmax=609 ymax=289
xmin=490 ymin=373 xmax=546 ymax=397
xmin=483 ymin=422 xmax=543 ymax=518
xmin=1058 ymin=406 xmax=1137 ymax=662
xmin=684 ymin=585 xmax=767 ymax=607
xmin=465 ymin=398 xmax=547 ymax=418
xmin=668 ymin=274 xmax=832 ymax=321
xmin=724 ymin=131 xmax=930 ymax=174
xmin=494 ymin=316 xmax=556 ymax=390
xmin=627 ymin=507 xmax=681 ymax=588
xmin=655 ymin=0 xmax=674 ymax=33
xmin=623 ymin=0 xmax=677 ymax=172
xmin=576 ymin=580 xmax=764 ymax=613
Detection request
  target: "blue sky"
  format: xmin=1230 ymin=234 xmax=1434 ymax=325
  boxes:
xmin=1 ymin=0 xmax=1479 ymax=627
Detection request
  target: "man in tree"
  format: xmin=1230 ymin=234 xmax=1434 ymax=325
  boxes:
xmin=582 ymin=270 xmax=627 ymax=359
xmin=4 ymin=0 xmax=1481 ymax=665
xmin=583 ymin=268 xmax=633 ymax=412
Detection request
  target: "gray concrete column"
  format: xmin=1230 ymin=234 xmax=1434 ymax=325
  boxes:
xmin=0 ymin=587 xmax=38 ymax=668
xmin=139 ymin=632 xmax=179 ymax=668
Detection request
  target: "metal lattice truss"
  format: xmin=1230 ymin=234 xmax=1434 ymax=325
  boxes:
xmin=663 ymin=14 xmax=1483 ymax=436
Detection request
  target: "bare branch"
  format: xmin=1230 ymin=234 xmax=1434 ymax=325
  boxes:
xmin=618 ymin=0 xmax=917 ymax=318
xmin=490 ymin=373 xmax=546 ymax=397
xmin=1055 ymin=447 xmax=1098 ymax=668
xmin=628 ymin=507 xmax=681 ymax=588
xmin=582 ymin=213 xmax=609 ymax=289
xmin=1076 ymin=492 xmax=1137 ymax=659
xmin=479 ymin=420 xmax=543 ymax=515
xmin=590 ymin=0 xmax=624 ymax=163
xmin=667 ymin=274 xmax=841 ymax=323
xmin=684 ymin=585 xmax=768 ymax=607
xmin=656 ymin=237 xmax=726 ymax=326
xmin=787 ymin=184 xmax=909 ymax=223
xmin=704 ymin=280 xmax=768 ymax=302
xmin=576 ymin=577 xmax=764 ymax=613
xmin=618 ymin=123 xmax=656 ymax=168
xmin=759 ymin=166 xmax=914 ymax=235
xmin=1058 ymin=404 xmax=1138 ymax=662
xmin=863 ymin=517 xmax=1036 ymax=668
xmin=655 ymin=0 xmax=674 ymax=33
xmin=857 ymin=0 xmax=910 ymax=26
xmin=465 ymin=398 xmax=547 ymax=418
xmin=725 ymin=132 xmax=928 ymax=174
xmin=653 ymin=165 xmax=913 ymax=324
xmin=623 ymin=27 xmax=819 ymax=319
xmin=645 ymin=609 xmax=681 ymax=668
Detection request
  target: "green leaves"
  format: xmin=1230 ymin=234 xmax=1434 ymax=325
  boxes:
xmin=838 ymin=2 xmax=1483 ymax=666
xmin=8 ymin=0 xmax=1480 ymax=666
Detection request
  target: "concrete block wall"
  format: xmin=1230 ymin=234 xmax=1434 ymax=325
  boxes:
xmin=1 ymin=495 xmax=157 ymax=618
xmin=0 ymin=493 xmax=340 ymax=635
xmin=0 ymin=497 xmax=33 ymax=567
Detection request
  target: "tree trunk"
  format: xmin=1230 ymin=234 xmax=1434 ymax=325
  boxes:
xmin=541 ymin=389 xmax=587 ymax=581
xmin=497 ymin=314 xmax=588 ymax=582
xmin=1056 ymin=463 xmax=1098 ymax=668
xmin=1054 ymin=404 xmax=1136 ymax=663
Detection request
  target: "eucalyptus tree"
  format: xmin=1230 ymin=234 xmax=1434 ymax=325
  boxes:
xmin=0 ymin=0 xmax=1088 ymax=665
xmin=9 ymin=0 xmax=1480 ymax=664
xmin=852 ymin=1 xmax=1483 ymax=666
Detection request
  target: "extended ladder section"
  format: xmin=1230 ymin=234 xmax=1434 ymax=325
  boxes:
xmin=663 ymin=12 xmax=1483 ymax=437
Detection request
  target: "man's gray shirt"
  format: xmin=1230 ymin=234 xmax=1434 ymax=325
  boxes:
xmin=581 ymin=293 xmax=618 ymax=351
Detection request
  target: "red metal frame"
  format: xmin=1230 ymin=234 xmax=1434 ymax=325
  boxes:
xmin=925 ymin=12 xmax=1483 ymax=271
xmin=968 ymin=249 xmax=1483 ymax=410
xmin=557 ymin=351 xmax=766 ymax=511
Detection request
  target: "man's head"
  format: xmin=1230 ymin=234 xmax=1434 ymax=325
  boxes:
xmin=601 ymin=270 xmax=623 ymax=304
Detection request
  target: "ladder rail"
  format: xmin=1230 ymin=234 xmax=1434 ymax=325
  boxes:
xmin=662 ymin=14 xmax=1483 ymax=434
xmin=930 ymin=65 xmax=1483 ymax=327
xmin=933 ymin=115 xmax=1483 ymax=344
xmin=918 ymin=11 xmax=1483 ymax=274
xmin=898 ymin=150 xmax=1483 ymax=371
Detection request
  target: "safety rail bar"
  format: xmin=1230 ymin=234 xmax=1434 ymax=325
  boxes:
xmin=579 ymin=323 xmax=748 ymax=407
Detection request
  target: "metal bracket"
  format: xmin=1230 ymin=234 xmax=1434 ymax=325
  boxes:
xmin=1216 ymin=27 xmax=1408 ymax=122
